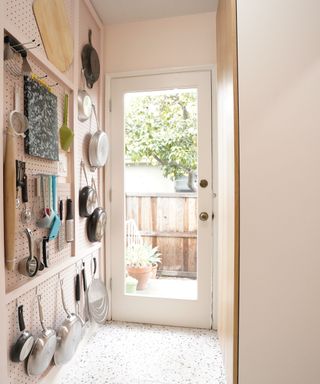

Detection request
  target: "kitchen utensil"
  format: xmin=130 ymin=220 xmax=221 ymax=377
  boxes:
xmin=79 ymin=161 xmax=97 ymax=217
xmin=87 ymin=178 xmax=106 ymax=243
xmin=78 ymin=69 xmax=92 ymax=122
xmin=75 ymin=271 xmax=85 ymax=328
xmin=82 ymin=262 xmax=89 ymax=323
xmin=18 ymin=229 xmax=39 ymax=278
xmin=21 ymin=50 xmax=32 ymax=76
xmin=16 ymin=161 xmax=32 ymax=224
xmin=60 ymin=94 xmax=73 ymax=151
xmin=88 ymin=105 xmax=109 ymax=169
xmin=10 ymin=305 xmax=35 ymax=362
xmin=66 ymin=198 xmax=74 ymax=243
xmin=81 ymin=30 xmax=100 ymax=89
xmin=27 ymin=295 xmax=57 ymax=376
xmin=42 ymin=237 xmax=49 ymax=268
xmin=49 ymin=175 xmax=61 ymax=240
xmin=33 ymin=0 xmax=73 ymax=72
xmin=10 ymin=86 xmax=28 ymax=136
xmin=4 ymin=85 xmax=28 ymax=270
xmin=36 ymin=176 xmax=53 ymax=228
xmin=87 ymin=257 xmax=109 ymax=324
xmin=58 ymin=199 xmax=63 ymax=250
xmin=24 ymin=77 xmax=59 ymax=161
xmin=54 ymin=280 xmax=82 ymax=365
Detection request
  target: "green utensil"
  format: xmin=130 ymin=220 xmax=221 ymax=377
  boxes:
xmin=59 ymin=94 xmax=74 ymax=151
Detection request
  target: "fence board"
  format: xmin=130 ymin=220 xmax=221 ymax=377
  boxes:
xmin=126 ymin=193 xmax=197 ymax=277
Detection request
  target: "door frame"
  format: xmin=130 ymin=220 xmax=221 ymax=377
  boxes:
xmin=104 ymin=65 xmax=218 ymax=327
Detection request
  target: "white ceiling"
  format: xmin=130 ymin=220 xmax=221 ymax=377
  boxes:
xmin=90 ymin=0 xmax=219 ymax=25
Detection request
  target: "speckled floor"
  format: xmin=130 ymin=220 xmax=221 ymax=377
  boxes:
xmin=57 ymin=322 xmax=226 ymax=384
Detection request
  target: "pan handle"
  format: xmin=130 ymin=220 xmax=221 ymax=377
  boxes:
xmin=24 ymin=228 xmax=33 ymax=258
xmin=18 ymin=305 xmax=26 ymax=332
xmin=82 ymin=262 xmax=87 ymax=292
xmin=60 ymin=280 xmax=72 ymax=317
xmin=75 ymin=273 xmax=81 ymax=302
xmin=37 ymin=295 xmax=47 ymax=333
xmin=91 ymin=104 xmax=100 ymax=131
xmin=88 ymin=29 xmax=92 ymax=45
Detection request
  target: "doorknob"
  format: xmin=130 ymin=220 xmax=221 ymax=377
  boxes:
xmin=199 ymin=212 xmax=209 ymax=221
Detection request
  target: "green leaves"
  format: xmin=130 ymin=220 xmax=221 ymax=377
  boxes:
xmin=125 ymin=90 xmax=198 ymax=180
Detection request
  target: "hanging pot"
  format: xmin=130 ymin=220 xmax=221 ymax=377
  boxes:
xmin=87 ymin=178 xmax=106 ymax=242
xmin=79 ymin=160 xmax=97 ymax=217
xmin=81 ymin=29 xmax=100 ymax=89
xmin=78 ymin=69 xmax=92 ymax=122
xmin=88 ymin=104 xmax=109 ymax=169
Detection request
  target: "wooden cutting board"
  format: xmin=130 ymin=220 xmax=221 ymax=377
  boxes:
xmin=33 ymin=0 xmax=73 ymax=72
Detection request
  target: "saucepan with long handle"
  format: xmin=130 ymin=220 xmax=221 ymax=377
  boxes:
xmin=54 ymin=279 xmax=82 ymax=365
xmin=27 ymin=295 xmax=57 ymax=376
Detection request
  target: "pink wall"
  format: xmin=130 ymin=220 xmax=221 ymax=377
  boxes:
xmin=238 ymin=0 xmax=320 ymax=383
xmin=104 ymin=12 xmax=216 ymax=73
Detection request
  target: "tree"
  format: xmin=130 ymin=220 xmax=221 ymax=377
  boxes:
xmin=125 ymin=90 xmax=198 ymax=183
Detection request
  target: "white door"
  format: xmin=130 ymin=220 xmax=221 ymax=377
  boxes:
xmin=110 ymin=70 xmax=213 ymax=328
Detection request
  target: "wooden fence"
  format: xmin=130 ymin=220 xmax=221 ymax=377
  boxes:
xmin=126 ymin=193 xmax=197 ymax=278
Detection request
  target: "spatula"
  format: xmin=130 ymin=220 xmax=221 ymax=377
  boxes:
xmin=59 ymin=94 xmax=73 ymax=151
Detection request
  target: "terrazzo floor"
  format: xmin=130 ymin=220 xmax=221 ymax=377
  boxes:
xmin=57 ymin=322 xmax=226 ymax=384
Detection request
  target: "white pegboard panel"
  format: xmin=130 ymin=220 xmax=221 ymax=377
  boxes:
xmin=7 ymin=252 xmax=98 ymax=384
xmin=4 ymin=54 xmax=73 ymax=293
xmin=4 ymin=0 xmax=74 ymax=81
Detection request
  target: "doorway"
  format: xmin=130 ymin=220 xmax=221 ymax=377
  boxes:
xmin=110 ymin=70 xmax=214 ymax=328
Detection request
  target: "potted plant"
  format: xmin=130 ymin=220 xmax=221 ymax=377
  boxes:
xmin=126 ymin=243 xmax=161 ymax=290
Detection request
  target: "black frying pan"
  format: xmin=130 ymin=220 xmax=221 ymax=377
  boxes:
xmin=79 ymin=161 xmax=97 ymax=217
xmin=10 ymin=305 xmax=35 ymax=362
xmin=81 ymin=29 xmax=100 ymax=89
xmin=87 ymin=207 xmax=106 ymax=242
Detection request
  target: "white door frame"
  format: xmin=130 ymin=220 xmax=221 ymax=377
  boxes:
xmin=104 ymin=65 xmax=218 ymax=328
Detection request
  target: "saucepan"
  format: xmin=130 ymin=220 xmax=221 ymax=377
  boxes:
xmin=54 ymin=279 xmax=82 ymax=365
xmin=88 ymin=104 xmax=109 ymax=169
xmin=27 ymin=295 xmax=57 ymax=376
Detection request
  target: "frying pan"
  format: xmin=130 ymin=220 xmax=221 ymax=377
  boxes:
xmin=10 ymin=305 xmax=34 ymax=362
xmin=54 ymin=279 xmax=82 ymax=365
xmin=18 ymin=229 xmax=39 ymax=278
xmin=87 ymin=257 xmax=109 ymax=324
xmin=88 ymin=105 xmax=109 ymax=169
xmin=27 ymin=295 xmax=57 ymax=376
xmin=87 ymin=178 xmax=106 ymax=243
xmin=78 ymin=69 xmax=92 ymax=122
xmin=79 ymin=160 xmax=97 ymax=217
xmin=81 ymin=29 xmax=100 ymax=89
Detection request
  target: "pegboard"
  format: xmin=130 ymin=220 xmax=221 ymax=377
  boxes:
xmin=4 ymin=0 xmax=74 ymax=81
xmin=7 ymin=251 xmax=99 ymax=384
xmin=4 ymin=54 xmax=73 ymax=293
xmin=2 ymin=0 xmax=105 ymax=382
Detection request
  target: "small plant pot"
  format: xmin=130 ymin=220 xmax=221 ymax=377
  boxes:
xmin=126 ymin=276 xmax=138 ymax=294
xmin=127 ymin=266 xmax=152 ymax=290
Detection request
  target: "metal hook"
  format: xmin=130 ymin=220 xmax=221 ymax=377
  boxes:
xmin=11 ymin=39 xmax=36 ymax=48
xmin=16 ymin=43 xmax=40 ymax=53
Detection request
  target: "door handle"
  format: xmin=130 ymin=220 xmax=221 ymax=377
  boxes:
xmin=199 ymin=212 xmax=209 ymax=221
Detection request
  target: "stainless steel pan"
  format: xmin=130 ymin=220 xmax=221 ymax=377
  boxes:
xmin=88 ymin=105 xmax=109 ymax=169
xmin=54 ymin=279 xmax=82 ymax=365
xmin=87 ymin=257 xmax=109 ymax=324
xmin=78 ymin=69 xmax=92 ymax=122
xmin=27 ymin=295 xmax=57 ymax=376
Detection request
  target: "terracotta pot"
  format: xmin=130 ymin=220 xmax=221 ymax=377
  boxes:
xmin=127 ymin=265 xmax=152 ymax=290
